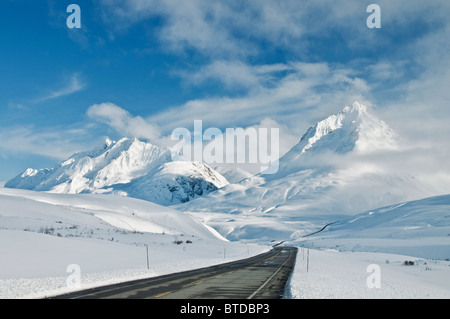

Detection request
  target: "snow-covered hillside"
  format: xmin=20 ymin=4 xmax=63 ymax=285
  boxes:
xmin=5 ymin=137 xmax=229 ymax=205
xmin=116 ymin=161 xmax=229 ymax=205
xmin=285 ymin=194 xmax=450 ymax=299
xmin=295 ymin=194 xmax=450 ymax=260
xmin=0 ymin=188 xmax=268 ymax=298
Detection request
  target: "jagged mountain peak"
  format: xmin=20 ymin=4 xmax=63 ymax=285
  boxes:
xmin=284 ymin=102 xmax=397 ymax=160
xmin=342 ymin=101 xmax=368 ymax=114
xmin=5 ymin=137 xmax=229 ymax=205
xmin=104 ymin=137 xmax=114 ymax=147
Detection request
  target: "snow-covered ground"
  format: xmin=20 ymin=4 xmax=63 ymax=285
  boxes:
xmin=1 ymin=173 xmax=450 ymax=298
xmin=286 ymin=248 xmax=450 ymax=299
xmin=0 ymin=229 xmax=267 ymax=299
xmin=0 ymin=188 xmax=269 ymax=299
xmin=283 ymin=194 xmax=450 ymax=298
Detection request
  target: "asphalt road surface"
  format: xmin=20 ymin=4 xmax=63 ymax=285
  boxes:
xmin=52 ymin=246 xmax=298 ymax=299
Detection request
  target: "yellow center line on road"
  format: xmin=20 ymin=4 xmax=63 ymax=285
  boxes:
xmin=154 ymin=291 xmax=172 ymax=298
xmin=194 ymin=281 xmax=204 ymax=285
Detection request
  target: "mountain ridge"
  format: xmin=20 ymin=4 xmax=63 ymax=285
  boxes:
xmin=5 ymin=137 xmax=229 ymax=205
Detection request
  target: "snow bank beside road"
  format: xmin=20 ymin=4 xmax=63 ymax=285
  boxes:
xmin=0 ymin=229 xmax=266 ymax=299
xmin=287 ymin=248 xmax=450 ymax=299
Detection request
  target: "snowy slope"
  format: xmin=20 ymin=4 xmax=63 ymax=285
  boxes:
xmin=284 ymin=194 xmax=450 ymax=298
xmin=5 ymin=138 xmax=229 ymax=205
xmin=295 ymin=194 xmax=450 ymax=260
xmin=0 ymin=187 xmax=222 ymax=241
xmin=0 ymin=188 xmax=268 ymax=298
xmin=212 ymin=166 xmax=255 ymax=184
xmin=116 ymin=161 xmax=229 ymax=205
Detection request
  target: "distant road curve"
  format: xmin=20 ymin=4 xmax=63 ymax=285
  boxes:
xmin=51 ymin=246 xmax=298 ymax=299
xmin=302 ymin=221 xmax=340 ymax=238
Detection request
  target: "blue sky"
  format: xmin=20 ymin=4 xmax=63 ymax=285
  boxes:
xmin=1 ymin=0 xmax=450 ymax=181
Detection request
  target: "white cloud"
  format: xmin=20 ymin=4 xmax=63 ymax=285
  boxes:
xmin=99 ymin=1 xmax=450 ymax=57
xmin=148 ymin=61 xmax=372 ymax=136
xmin=87 ymin=102 xmax=162 ymax=143
xmin=99 ymin=0 xmax=247 ymax=57
xmin=367 ymin=61 xmax=406 ymax=82
xmin=97 ymin=0 xmax=352 ymax=59
xmin=39 ymin=73 xmax=86 ymax=102
xmin=178 ymin=60 xmax=291 ymax=92
xmin=375 ymin=20 xmax=450 ymax=146
xmin=180 ymin=60 xmax=261 ymax=90
xmin=85 ymin=102 xmax=300 ymax=175
xmin=0 ymin=125 xmax=91 ymax=160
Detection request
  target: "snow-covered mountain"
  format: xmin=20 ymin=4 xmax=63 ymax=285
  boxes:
xmin=5 ymin=102 xmax=445 ymax=241
xmin=182 ymin=102 xmax=440 ymax=241
xmin=275 ymin=101 xmax=397 ymax=177
xmin=5 ymin=137 xmax=229 ymax=205
xmin=114 ymin=161 xmax=229 ymax=205
xmin=6 ymin=138 xmax=171 ymax=193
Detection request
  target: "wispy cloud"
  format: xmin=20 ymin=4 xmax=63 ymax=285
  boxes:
xmin=7 ymin=102 xmax=29 ymax=111
xmin=0 ymin=125 xmax=92 ymax=160
xmin=39 ymin=73 xmax=86 ymax=102
xmin=178 ymin=60 xmax=291 ymax=92
xmin=47 ymin=1 xmax=450 ymax=150
xmin=98 ymin=1 xmax=450 ymax=58
xmin=82 ymin=61 xmax=372 ymax=163
xmin=148 ymin=61 xmax=372 ymax=135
